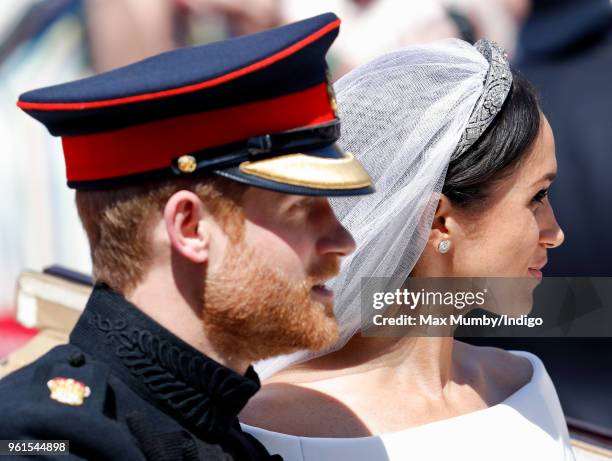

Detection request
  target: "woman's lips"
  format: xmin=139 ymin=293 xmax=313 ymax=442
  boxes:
xmin=528 ymin=258 xmax=547 ymax=281
xmin=528 ymin=268 xmax=543 ymax=281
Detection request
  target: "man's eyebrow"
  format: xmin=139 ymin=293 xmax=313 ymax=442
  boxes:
xmin=280 ymin=195 xmax=310 ymax=209
xmin=531 ymin=172 xmax=557 ymax=187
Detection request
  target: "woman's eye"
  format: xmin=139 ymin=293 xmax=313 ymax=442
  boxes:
xmin=532 ymin=188 xmax=549 ymax=204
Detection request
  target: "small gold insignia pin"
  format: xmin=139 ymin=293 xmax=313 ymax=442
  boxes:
xmin=177 ymin=155 xmax=197 ymax=173
xmin=47 ymin=377 xmax=91 ymax=406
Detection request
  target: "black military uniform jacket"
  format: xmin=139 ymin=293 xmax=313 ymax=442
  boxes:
xmin=0 ymin=285 xmax=281 ymax=460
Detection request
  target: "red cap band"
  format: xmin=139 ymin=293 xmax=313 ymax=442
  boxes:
xmin=62 ymin=83 xmax=335 ymax=182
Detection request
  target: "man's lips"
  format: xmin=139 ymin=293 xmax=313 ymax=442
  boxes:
xmin=311 ymin=284 xmax=334 ymax=302
xmin=310 ymin=284 xmax=334 ymax=317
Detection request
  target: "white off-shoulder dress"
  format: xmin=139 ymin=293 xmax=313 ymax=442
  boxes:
xmin=242 ymin=351 xmax=575 ymax=461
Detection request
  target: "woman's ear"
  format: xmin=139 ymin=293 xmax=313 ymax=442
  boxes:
xmin=430 ymin=194 xmax=452 ymax=238
xmin=164 ymin=190 xmax=210 ymax=264
xmin=429 ymin=193 xmax=463 ymax=254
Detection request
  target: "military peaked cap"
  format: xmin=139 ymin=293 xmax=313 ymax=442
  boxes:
xmin=18 ymin=13 xmax=373 ymax=196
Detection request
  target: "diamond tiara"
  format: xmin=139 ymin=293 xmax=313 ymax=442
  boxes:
xmin=453 ymin=39 xmax=513 ymax=158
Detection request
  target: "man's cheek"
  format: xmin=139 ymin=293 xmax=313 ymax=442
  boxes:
xmin=247 ymin=230 xmax=309 ymax=279
xmin=264 ymin=250 xmax=307 ymax=282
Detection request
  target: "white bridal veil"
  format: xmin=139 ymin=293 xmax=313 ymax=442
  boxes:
xmin=256 ymin=38 xmax=510 ymax=379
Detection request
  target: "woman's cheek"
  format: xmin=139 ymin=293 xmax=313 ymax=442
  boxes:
xmin=516 ymin=212 xmax=541 ymax=269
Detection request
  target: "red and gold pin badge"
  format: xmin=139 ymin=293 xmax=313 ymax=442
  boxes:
xmin=47 ymin=377 xmax=91 ymax=406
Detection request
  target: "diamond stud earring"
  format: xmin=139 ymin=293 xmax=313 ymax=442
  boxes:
xmin=438 ymin=239 xmax=450 ymax=254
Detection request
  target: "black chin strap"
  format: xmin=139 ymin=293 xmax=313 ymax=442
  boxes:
xmin=171 ymin=120 xmax=342 ymax=175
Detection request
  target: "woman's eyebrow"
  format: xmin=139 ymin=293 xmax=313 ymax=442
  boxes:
xmin=531 ymin=171 xmax=557 ymax=187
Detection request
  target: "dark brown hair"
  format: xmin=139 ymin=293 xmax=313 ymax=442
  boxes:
xmin=443 ymin=70 xmax=541 ymax=208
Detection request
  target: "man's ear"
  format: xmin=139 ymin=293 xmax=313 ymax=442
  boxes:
xmin=164 ymin=190 xmax=210 ymax=264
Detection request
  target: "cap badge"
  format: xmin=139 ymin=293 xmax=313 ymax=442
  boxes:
xmin=177 ymin=155 xmax=198 ymax=173
xmin=47 ymin=377 xmax=91 ymax=406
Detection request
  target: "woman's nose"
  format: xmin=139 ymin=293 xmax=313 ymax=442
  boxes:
xmin=540 ymin=202 xmax=565 ymax=249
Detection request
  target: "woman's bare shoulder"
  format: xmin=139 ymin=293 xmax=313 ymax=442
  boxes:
xmin=240 ymin=383 xmax=305 ymax=433
xmin=240 ymin=381 xmax=371 ymax=437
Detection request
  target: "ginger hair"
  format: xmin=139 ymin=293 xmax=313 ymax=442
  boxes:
xmin=75 ymin=176 xmax=246 ymax=294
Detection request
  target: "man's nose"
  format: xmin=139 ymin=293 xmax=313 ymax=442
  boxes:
xmin=316 ymin=205 xmax=356 ymax=257
xmin=320 ymin=222 xmax=357 ymax=257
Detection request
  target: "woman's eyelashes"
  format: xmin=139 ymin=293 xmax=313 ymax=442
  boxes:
xmin=531 ymin=188 xmax=549 ymax=204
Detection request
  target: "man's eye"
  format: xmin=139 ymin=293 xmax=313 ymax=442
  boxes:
xmin=290 ymin=198 xmax=315 ymax=211
xmin=532 ymin=188 xmax=549 ymax=204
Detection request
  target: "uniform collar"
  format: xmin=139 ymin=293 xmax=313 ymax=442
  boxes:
xmin=69 ymin=284 xmax=261 ymax=442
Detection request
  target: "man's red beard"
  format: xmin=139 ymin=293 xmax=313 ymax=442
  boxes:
xmin=201 ymin=239 xmax=340 ymax=364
